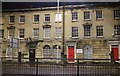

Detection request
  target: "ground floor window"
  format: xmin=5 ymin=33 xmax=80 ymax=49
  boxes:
xmin=6 ymin=47 xmax=12 ymax=60
xmin=43 ymin=45 xmax=61 ymax=58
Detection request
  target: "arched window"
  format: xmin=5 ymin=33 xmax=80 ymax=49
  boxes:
xmin=52 ymin=45 xmax=61 ymax=58
xmin=43 ymin=45 xmax=51 ymax=58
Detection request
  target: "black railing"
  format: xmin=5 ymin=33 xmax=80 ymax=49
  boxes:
xmin=1 ymin=57 xmax=120 ymax=76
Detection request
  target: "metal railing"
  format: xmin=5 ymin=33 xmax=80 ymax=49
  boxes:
xmin=1 ymin=57 xmax=120 ymax=76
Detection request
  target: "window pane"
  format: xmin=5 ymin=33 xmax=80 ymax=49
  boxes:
xmin=0 ymin=30 xmax=4 ymax=38
xmin=55 ymin=13 xmax=62 ymax=22
xmin=72 ymin=27 xmax=78 ymax=37
xmin=33 ymin=28 xmax=39 ymax=38
xmin=72 ymin=12 xmax=78 ymax=21
xmin=114 ymin=10 xmax=120 ymax=18
xmin=44 ymin=28 xmax=50 ymax=38
xmin=34 ymin=15 xmax=39 ymax=22
xmin=45 ymin=14 xmax=50 ymax=22
xmin=19 ymin=15 xmax=25 ymax=23
xmin=96 ymin=26 xmax=103 ymax=37
xmin=84 ymin=11 xmax=90 ymax=20
xmin=56 ymin=27 xmax=62 ymax=38
xmin=9 ymin=16 xmax=15 ymax=23
xmin=96 ymin=11 xmax=103 ymax=19
xmin=114 ymin=25 xmax=120 ymax=35
xmin=43 ymin=45 xmax=51 ymax=58
xmin=84 ymin=25 xmax=91 ymax=37
xmin=19 ymin=29 xmax=25 ymax=38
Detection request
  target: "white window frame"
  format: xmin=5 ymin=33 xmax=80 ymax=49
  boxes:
xmin=8 ymin=30 xmax=14 ymax=39
xmin=0 ymin=29 xmax=4 ymax=39
xmin=72 ymin=12 xmax=78 ymax=21
xmin=44 ymin=14 xmax=50 ymax=22
xmin=114 ymin=10 xmax=120 ymax=19
xmin=9 ymin=16 xmax=15 ymax=24
xmin=33 ymin=28 xmax=39 ymax=39
xmin=84 ymin=11 xmax=91 ymax=21
xmin=33 ymin=14 xmax=39 ymax=23
xmin=96 ymin=26 xmax=104 ymax=37
xmin=96 ymin=10 xmax=103 ymax=20
xmin=84 ymin=25 xmax=91 ymax=38
xmin=55 ymin=27 xmax=62 ymax=38
xmin=19 ymin=15 xmax=25 ymax=23
xmin=72 ymin=27 xmax=78 ymax=38
xmin=19 ymin=29 xmax=25 ymax=39
xmin=44 ymin=28 xmax=50 ymax=39
xmin=114 ymin=25 xmax=120 ymax=35
xmin=43 ymin=45 xmax=51 ymax=58
xmin=55 ymin=13 xmax=62 ymax=22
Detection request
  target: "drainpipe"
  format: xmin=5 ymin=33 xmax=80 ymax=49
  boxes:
xmin=61 ymin=4 xmax=65 ymax=63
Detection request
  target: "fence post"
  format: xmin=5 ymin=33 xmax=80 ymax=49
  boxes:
xmin=77 ymin=59 xmax=79 ymax=76
xmin=36 ymin=58 xmax=38 ymax=76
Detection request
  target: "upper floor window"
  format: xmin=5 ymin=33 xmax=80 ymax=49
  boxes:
xmin=19 ymin=15 xmax=25 ymax=23
xmin=72 ymin=12 xmax=78 ymax=21
xmin=44 ymin=28 xmax=50 ymax=38
xmin=19 ymin=29 xmax=25 ymax=39
xmin=0 ymin=30 xmax=4 ymax=38
xmin=9 ymin=16 xmax=15 ymax=24
xmin=96 ymin=26 xmax=103 ymax=37
xmin=84 ymin=11 xmax=90 ymax=20
xmin=55 ymin=13 xmax=62 ymax=22
xmin=114 ymin=25 xmax=120 ymax=35
xmin=44 ymin=14 xmax=50 ymax=22
xmin=8 ymin=29 xmax=14 ymax=39
xmin=55 ymin=27 xmax=62 ymax=38
xmin=33 ymin=15 xmax=39 ymax=23
xmin=114 ymin=10 xmax=120 ymax=19
xmin=33 ymin=28 xmax=39 ymax=39
xmin=96 ymin=10 xmax=103 ymax=20
xmin=72 ymin=27 xmax=78 ymax=38
xmin=84 ymin=25 xmax=91 ymax=38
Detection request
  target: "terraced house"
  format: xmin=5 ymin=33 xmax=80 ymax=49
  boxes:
xmin=0 ymin=3 xmax=120 ymax=63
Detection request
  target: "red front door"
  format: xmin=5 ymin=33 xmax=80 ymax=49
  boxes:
xmin=112 ymin=48 xmax=119 ymax=61
xmin=68 ymin=46 xmax=74 ymax=62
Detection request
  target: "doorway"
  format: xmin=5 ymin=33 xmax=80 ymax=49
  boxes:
xmin=29 ymin=46 xmax=35 ymax=63
xmin=83 ymin=45 xmax=93 ymax=59
xmin=68 ymin=46 xmax=75 ymax=63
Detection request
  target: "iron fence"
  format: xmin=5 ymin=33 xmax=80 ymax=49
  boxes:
xmin=1 ymin=57 xmax=120 ymax=76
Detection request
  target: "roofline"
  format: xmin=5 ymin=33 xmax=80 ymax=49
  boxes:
xmin=2 ymin=3 xmax=120 ymax=12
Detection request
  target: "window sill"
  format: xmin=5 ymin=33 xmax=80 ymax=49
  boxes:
xmin=44 ymin=21 xmax=50 ymax=23
xmin=97 ymin=36 xmax=104 ymax=38
xmin=9 ymin=23 xmax=14 ymax=25
xmin=71 ymin=37 xmax=79 ymax=39
xmin=84 ymin=19 xmax=91 ymax=21
xmin=43 ymin=37 xmax=50 ymax=39
xmin=72 ymin=20 xmax=79 ymax=22
xmin=114 ymin=17 xmax=120 ymax=20
xmin=55 ymin=37 xmax=62 ymax=39
xmin=84 ymin=36 xmax=91 ymax=39
xmin=33 ymin=22 xmax=39 ymax=24
xmin=0 ymin=23 xmax=4 ymax=25
xmin=55 ymin=21 xmax=62 ymax=23
xmin=19 ymin=38 xmax=24 ymax=39
xmin=96 ymin=18 xmax=103 ymax=21
xmin=19 ymin=22 xmax=25 ymax=25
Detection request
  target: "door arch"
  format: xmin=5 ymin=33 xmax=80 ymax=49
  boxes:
xmin=83 ymin=45 xmax=93 ymax=59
